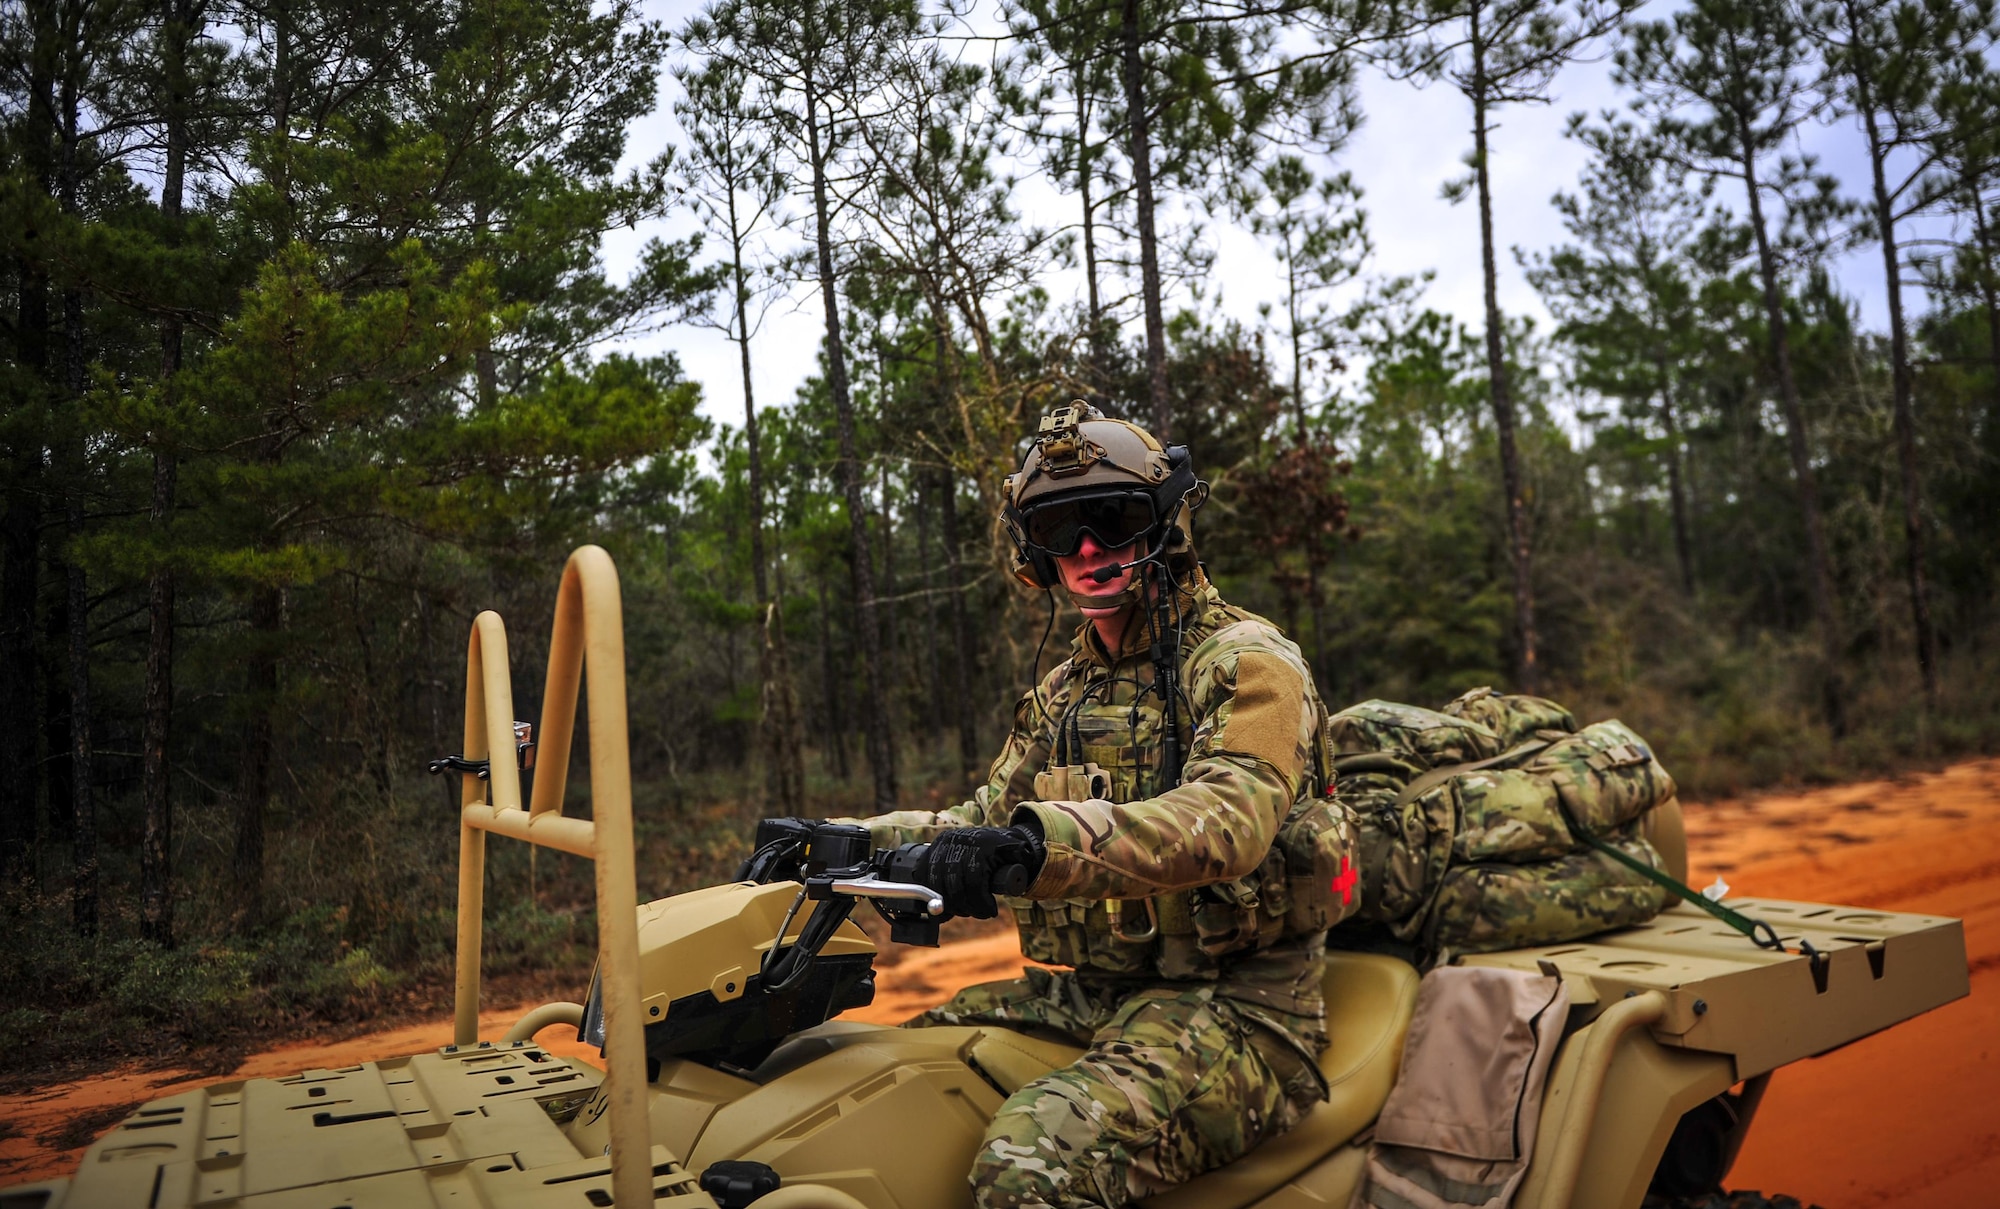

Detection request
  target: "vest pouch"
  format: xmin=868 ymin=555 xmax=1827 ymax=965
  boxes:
xmin=1077 ymin=899 xmax=1162 ymax=974
xmin=1191 ymin=882 xmax=1265 ymax=957
xmin=1528 ymin=720 xmax=1677 ymax=839
xmin=1017 ymin=898 xmax=1104 ymax=970
xmin=1279 ymin=794 xmax=1362 ymax=934
xmin=1033 ymin=763 xmax=1113 ymax=803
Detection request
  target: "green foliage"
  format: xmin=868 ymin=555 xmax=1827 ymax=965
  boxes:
xmin=0 ymin=902 xmax=402 ymax=1061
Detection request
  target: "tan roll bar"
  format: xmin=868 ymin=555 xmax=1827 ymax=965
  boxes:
xmin=451 ymin=545 xmax=652 ymax=1209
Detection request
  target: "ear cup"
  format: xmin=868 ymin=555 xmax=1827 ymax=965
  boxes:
xmin=1009 ymin=543 xmax=1060 ymax=589
xmin=1004 ymin=508 xmax=1061 ymax=589
xmin=1155 ymin=449 xmax=1197 ymax=520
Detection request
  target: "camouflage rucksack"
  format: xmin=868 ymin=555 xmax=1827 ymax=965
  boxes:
xmin=1331 ymin=687 xmax=1675 ymax=964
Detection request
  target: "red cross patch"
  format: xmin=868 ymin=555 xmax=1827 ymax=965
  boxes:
xmin=1331 ymin=855 xmax=1358 ymax=906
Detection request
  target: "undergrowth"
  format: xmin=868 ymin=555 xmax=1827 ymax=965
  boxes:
xmin=4 ymin=652 xmax=1996 ymax=1076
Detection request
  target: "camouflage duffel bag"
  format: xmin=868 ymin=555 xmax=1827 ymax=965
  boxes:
xmin=1333 ymin=687 xmax=1674 ymax=963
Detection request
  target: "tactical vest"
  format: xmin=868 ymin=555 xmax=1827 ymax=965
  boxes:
xmin=1004 ymin=605 xmax=1358 ymax=981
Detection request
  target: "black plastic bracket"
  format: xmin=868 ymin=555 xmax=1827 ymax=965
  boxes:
xmin=700 ymin=1160 xmax=781 ymax=1207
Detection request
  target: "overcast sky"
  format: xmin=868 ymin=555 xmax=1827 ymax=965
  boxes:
xmin=603 ymin=0 xmax=1943 ymax=434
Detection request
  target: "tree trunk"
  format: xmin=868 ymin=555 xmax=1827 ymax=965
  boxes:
xmin=815 ymin=569 xmax=848 ymax=783
xmin=735 ymin=245 xmax=768 ymax=609
xmin=804 ymin=87 xmax=895 ymax=809
xmin=0 ymin=478 xmax=39 ymax=885
xmin=473 ymin=213 xmax=498 ymax=405
xmin=1120 ymin=0 xmax=1170 ymax=436
xmin=1970 ymin=181 xmax=2000 ymax=412
xmin=234 ymin=4 xmax=293 ymax=920
xmin=141 ymin=452 xmax=177 ymax=943
xmin=2 ymin=32 xmax=48 ymax=873
xmin=938 ymin=463 xmax=979 ymax=782
xmin=1076 ymin=66 xmax=1105 ymax=386
xmin=66 ymin=524 xmax=93 ymax=937
xmin=235 ymin=586 xmax=279 ymax=919
xmin=1646 ymin=338 xmax=1697 ymax=596
xmin=1469 ymin=7 xmax=1539 ymax=693
xmin=1289 ymin=243 xmax=1307 ymax=442
xmin=916 ymin=471 xmax=942 ymax=722
xmin=726 ymin=185 xmax=800 ymax=807
xmin=877 ymin=461 xmax=898 ymax=726
xmin=57 ymin=58 xmax=96 ymax=937
xmin=1853 ymin=67 xmax=1936 ymax=707
xmin=1306 ymin=554 xmax=1327 ymax=693
xmin=1661 ymin=386 xmax=1696 ymax=597
xmin=43 ymin=591 xmax=71 ymax=846
xmin=761 ymin=599 xmax=806 ymax=815
xmin=143 ymin=0 xmax=195 ymax=948
xmin=1737 ymin=109 xmax=1844 ymax=731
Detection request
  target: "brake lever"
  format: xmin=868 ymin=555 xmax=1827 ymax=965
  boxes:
xmin=824 ymin=873 xmax=944 ymax=917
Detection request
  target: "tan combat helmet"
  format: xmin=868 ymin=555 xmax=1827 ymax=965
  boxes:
xmin=1001 ymin=402 xmax=1206 ymax=600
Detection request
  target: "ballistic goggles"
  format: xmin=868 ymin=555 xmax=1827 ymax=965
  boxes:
xmin=1017 ymin=490 xmax=1163 ymax=556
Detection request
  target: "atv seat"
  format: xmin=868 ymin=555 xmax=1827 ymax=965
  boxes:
xmin=967 ymin=951 xmax=1420 ymax=1209
xmin=1145 ymin=951 xmax=1420 ymax=1208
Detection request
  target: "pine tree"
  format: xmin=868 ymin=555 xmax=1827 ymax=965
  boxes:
xmin=1619 ymin=0 xmax=1850 ymax=728
xmin=1926 ymin=56 xmax=2000 ymax=406
xmin=1007 ymin=0 xmax=1369 ymax=436
xmin=1240 ymin=155 xmax=1370 ymax=443
xmin=1387 ymin=0 xmax=1640 ymax=693
xmin=1809 ymin=0 xmax=1998 ymax=708
xmin=676 ymin=58 xmax=807 ymax=813
xmin=684 ymin=0 xmax=923 ymax=810
xmin=1525 ymin=115 xmax=1708 ymax=596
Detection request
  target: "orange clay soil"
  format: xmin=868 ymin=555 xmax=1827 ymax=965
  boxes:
xmin=4 ymin=758 xmax=1996 ymax=1205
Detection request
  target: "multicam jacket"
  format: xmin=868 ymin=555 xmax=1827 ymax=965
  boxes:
xmin=851 ymin=577 xmax=1342 ymax=1020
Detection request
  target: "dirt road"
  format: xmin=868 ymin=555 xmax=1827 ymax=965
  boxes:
xmin=4 ymin=759 xmax=1995 ymax=1206
xmin=1673 ymin=758 xmax=2000 ymax=1209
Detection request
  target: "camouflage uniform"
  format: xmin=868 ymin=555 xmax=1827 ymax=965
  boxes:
xmin=851 ymin=576 xmax=1339 ymax=1208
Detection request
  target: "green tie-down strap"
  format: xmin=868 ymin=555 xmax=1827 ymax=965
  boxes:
xmin=1440 ymin=734 xmax=1804 ymax=959
xmin=1562 ymin=808 xmax=1810 ymax=958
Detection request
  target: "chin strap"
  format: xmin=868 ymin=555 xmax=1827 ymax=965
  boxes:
xmin=1062 ymin=576 xmax=1147 ymax=612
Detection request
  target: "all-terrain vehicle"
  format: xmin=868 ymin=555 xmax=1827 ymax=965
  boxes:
xmin=8 ymin=547 xmax=1968 ymax=1209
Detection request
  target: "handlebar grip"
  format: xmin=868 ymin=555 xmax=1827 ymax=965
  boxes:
xmin=991 ymin=863 xmax=1031 ymax=897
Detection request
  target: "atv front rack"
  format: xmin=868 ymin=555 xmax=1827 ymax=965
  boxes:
xmin=450 ymin=546 xmax=654 ymax=1209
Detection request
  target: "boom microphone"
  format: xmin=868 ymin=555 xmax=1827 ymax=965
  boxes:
xmin=1087 ymin=557 xmax=1147 ymax=583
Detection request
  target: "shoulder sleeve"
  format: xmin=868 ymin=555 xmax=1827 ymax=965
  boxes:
xmin=1012 ymin=621 xmax=1317 ymax=900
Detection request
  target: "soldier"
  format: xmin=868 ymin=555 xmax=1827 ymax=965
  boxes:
xmin=823 ymin=403 xmax=1355 ymax=1208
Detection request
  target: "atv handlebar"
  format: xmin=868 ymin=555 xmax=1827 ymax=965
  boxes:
xmin=741 ymin=819 xmax=1032 ymax=950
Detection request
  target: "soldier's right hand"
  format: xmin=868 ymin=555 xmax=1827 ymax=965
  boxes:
xmin=886 ymin=826 xmax=1044 ymax=920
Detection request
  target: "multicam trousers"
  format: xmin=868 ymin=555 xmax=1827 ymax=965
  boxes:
xmin=910 ymin=967 xmax=1326 ymax=1209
